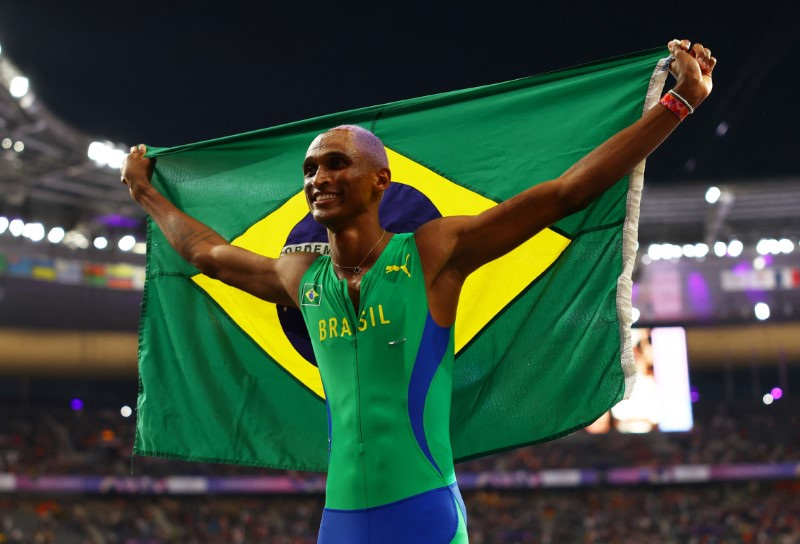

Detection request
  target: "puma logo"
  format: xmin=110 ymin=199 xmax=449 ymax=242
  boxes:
xmin=385 ymin=253 xmax=412 ymax=278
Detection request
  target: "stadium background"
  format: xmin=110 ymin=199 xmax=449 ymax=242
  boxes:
xmin=0 ymin=3 xmax=799 ymax=542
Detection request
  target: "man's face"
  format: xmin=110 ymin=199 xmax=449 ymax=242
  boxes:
xmin=302 ymin=130 xmax=381 ymax=228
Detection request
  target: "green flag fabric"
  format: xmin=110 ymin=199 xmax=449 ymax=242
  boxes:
xmin=134 ymin=48 xmax=671 ymax=470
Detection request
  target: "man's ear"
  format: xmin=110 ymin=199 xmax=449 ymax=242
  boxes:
xmin=375 ymin=167 xmax=392 ymax=193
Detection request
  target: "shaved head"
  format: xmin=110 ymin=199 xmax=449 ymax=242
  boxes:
xmin=327 ymin=125 xmax=389 ymax=169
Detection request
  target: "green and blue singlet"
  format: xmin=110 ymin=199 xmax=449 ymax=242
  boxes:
xmin=298 ymin=232 xmax=469 ymax=544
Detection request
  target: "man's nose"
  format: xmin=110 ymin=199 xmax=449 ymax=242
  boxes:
xmin=312 ymin=166 xmax=332 ymax=187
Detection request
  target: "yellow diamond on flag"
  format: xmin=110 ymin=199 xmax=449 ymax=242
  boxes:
xmin=192 ymin=147 xmax=571 ymax=400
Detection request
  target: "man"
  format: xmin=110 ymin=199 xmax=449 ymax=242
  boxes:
xmin=122 ymin=39 xmax=715 ymax=543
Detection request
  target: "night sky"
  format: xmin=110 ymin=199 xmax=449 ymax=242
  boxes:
xmin=1 ymin=2 xmax=798 ymax=184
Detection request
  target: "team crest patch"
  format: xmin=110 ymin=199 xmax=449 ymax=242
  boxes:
xmin=301 ymin=283 xmax=322 ymax=306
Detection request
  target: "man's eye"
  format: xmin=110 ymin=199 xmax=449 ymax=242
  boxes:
xmin=304 ymin=165 xmax=316 ymax=176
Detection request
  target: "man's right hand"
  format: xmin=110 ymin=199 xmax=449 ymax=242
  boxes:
xmin=121 ymin=144 xmax=155 ymax=200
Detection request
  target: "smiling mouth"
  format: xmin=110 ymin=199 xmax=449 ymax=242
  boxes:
xmin=314 ymin=193 xmax=341 ymax=203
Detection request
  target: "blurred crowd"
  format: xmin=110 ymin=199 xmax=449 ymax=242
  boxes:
xmin=1 ymin=482 xmax=798 ymax=543
xmin=1 ymin=398 xmax=798 ymax=542
xmin=1 ymin=399 xmax=798 ymax=477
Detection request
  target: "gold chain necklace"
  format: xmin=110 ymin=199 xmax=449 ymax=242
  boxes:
xmin=331 ymin=230 xmax=386 ymax=276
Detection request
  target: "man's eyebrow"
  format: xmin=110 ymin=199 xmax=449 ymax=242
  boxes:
xmin=303 ymin=150 xmax=350 ymax=167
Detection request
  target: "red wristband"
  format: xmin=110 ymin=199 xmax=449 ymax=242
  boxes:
xmin=659 ymin=91 xmax=692 ymax=121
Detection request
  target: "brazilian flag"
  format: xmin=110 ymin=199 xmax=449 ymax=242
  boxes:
xmin=134 ymin=48 xmax=670 ymax=470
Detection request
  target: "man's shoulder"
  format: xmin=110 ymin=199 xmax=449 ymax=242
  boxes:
xmin=276 ymin=251 xmax=325 ymax=282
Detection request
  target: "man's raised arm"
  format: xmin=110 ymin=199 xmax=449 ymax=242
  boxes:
xmin=121 ymin=145 xmax=309 ymax=307
xmin=419 ymin=39 xmax=716 ymax=282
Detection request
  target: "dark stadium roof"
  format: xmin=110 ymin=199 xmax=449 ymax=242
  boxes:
xmin=1 ymin=3 xmax=799 ymax=247
xmin=0 ymin=2 xmax=798 ymax=183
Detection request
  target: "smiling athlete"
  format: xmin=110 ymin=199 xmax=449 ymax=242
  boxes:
xmin=122 ymin=39 xmax=715 ymax=543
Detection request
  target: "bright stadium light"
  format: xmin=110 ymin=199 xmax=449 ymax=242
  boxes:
xmin=1 ymin=138 xmax=11 ymax=149
xmin=694 ymin=243 xmax=709 ymax=258
xmin=93 ymin=236 xmax=108 ymax=250
xmin=727 ymin=240 xmax=743 ymax=257
xmin=64 ymin=230 xmax=90 ymax=249
xmin=705 ymin=186 xmax=721 ymax=204
xmin=120 ymin=405 xmax=133 ymax=418
xmin=47 ymin=227 xmax=65 ymax=244
xmin=88 ymin=141 xmax=128 ymax=169
xmin=118 ymin=235 xmax=136 ymax=252
xmin=0 ymin=216 xmax=8 ymax=234
xmin=647 ymin=244 xmax=664 ymax=261
xmin=713 ymin=241 xmax=727 ymax=257
xmin=107 ymin=149 xmax=126 ymax=169
xmin=765 ymin=239 xmax=780 ymax=255
xmin=13 ymin=141 xmax=24 ymax=153
xmin=133 ymin=242 xmax=147 ymax=255
xmin=666 ymin=244 xmax=683 ymax=260
xmin=779 ymin=238 xmax=794 ymax=254
xmin=754 ymin=302 xmax=770 ymax=321
xmin=88 ymin=141 xmax=108 ymax=162
xmin=762 ymin=393 xmax=774 ymax=405
xmin=8 ymin=219 xmax=24 ymax=237
xmin=631 ymin=307 xmax=640 ymax=323
xmin=22 ymin=222 xmax=45 ymax=242
xmin=753 ymin=256 xmax=766 ymax=270
xmin=9 ymin=76 xmax=29 ymax=98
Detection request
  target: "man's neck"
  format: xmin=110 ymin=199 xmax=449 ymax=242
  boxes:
xmin=328 ymin=222 xmax=387 ymax=270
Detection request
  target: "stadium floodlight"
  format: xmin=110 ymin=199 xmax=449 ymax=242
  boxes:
xmin=12 ymin=141 xmax=23 ymax=152
xmin=120 ymin=405 xmax=133 ymax=417
xmin=754 ymin=302 xmax=770 ymax=321
xmin=9 ymin=76 xmax=29 ymax=98
xmin=64 ymin=230 xmax=90 ymax=249
xmin=118 ymin=234 xmax=136 ymax=252
xmin=631 ymin=307 xmax=640 ymax=323
xmin=762 ymin=393 xmax=774 ymax=405
xmin=727 ymin=239 xmax=743 ymax=257
xmin=22 ymin=222 xmax=45 ymax=242
xmin=47 ymin=227 xmax=65 ymax=244
xmin=133 ymin=242 xmax=147 ymax=254
xmin=107 ymin=149 xmax=126 ymax=169
xmin=1 ymin=138 xmax=11 ymax=149
xmin=704 ymin=186 xmax=721 ymax=204
xmin=666 ymin=244 xmax=683 ymax=260
xmin=681 ymin=244 xmax=696 ymax=258
xmin=88 ymin=140 xmax=128 ymax=169
xmin=753 ymin=256 xmax=766 ymax=270
xmin=88 ymin=141 xmax=111 ymax=164
xmin=647 ymin=243 xmax=663 ymax=261
xmin=779 ymin=238 xmax=794 ymax=254
xmin=8 ymin=219 xmax=24 ymax=237
xmin=0 ymin=216 xmax=8 ymax=234
xmin=93 ymin=236 xmax=108 ymax=250
xmin=694 ymin=243 xmax=709 ymax=258
xmin=713 ymin=241 xmax=727 ymax=258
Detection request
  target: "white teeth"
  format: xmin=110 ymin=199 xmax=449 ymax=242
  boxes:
xmin=316 ymin=193 xmax=339 ymax=202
